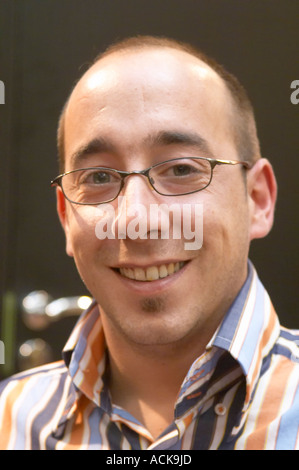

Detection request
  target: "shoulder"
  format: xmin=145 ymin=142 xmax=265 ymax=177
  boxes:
xmin=1 ymin=359 xmax=68 ymax=385
xmin=0 ymin=360 xmax=69 ymax=409
xmin=0 ymin=361 xmax=72 ymax=450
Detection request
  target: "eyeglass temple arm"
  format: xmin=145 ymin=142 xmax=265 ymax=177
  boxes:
xmin=50 ymin=176 xmax=63 ymax=187
xmin=212 ymin=159 xmax=253 ymax=169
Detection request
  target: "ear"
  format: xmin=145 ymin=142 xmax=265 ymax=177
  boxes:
xmin=247 ymin=158 xmax=277 ymax=241
xmin=56 ymin=187 xmax=74 ymax=257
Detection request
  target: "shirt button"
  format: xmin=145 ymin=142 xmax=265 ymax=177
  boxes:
xmin=214 ymin=403 xmax=227 ymax=416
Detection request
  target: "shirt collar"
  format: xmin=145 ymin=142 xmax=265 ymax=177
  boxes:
xmin=207 ymin=261 xmax=280 ymax=406
xmin=62 ymin=261 xmax=280 ymax=413
xmin=62 ymin=300 xmax=108 ymax=407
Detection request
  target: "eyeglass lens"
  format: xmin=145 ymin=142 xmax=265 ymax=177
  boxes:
xmin=61 ymin=158 xmax=212 ymax=204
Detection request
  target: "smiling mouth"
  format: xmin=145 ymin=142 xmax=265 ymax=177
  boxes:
xmin=116 ymin=261 xmax=187 ymax=282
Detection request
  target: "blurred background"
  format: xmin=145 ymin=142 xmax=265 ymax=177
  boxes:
xmin=0 ymin=0 xmax=298 ymax=378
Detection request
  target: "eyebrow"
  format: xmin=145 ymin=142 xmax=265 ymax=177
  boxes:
xmin=145 ymin=130 xmax=214 ymax=156
xmin=69 ymin=130 xmax=214 ymax=167
xmin=70 ymin=138 xmax=116 ymax=167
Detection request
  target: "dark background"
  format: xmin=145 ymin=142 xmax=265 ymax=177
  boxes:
xmin=0 ymin=0 xmax=298 ymax=378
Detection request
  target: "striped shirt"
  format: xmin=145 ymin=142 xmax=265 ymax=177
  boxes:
xmin=0 ymin=263 xmax=298 ymax=450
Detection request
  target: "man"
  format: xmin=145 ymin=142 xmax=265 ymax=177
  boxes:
xmin=0 ymin=36 xmax=298 ymax=450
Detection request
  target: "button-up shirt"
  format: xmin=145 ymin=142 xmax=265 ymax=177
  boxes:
xmin=0 ymin=263 xmax=298 ymax=450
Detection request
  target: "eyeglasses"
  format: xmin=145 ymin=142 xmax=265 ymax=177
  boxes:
xmin=51 ymin=156 xmax=252 ymax=205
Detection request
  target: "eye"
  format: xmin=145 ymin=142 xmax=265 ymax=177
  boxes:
xmin=80 ymin=169 xmax=118 ymax=185
xmin=90 ymin=171 xmax=111 ymax=184
xmin=150 ymin=158 xmax=209 ymax=188
xmin=171 ymin=164 xmax=197 ymax=176
xmin=164 ymin=161 xmax=202 ymax=179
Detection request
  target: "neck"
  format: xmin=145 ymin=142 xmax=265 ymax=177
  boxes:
xmin=102 ymin=318 xmax=209 ymax=439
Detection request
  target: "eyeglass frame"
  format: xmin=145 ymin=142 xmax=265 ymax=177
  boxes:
xmin=51 ymin=156 xmax=253 ymax=206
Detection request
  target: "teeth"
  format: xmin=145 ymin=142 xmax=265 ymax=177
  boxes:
xmin=146 ymin=266 xmax=159 ymax=281
xmin=119 ymin=262 xmax=185 ymax=281
xmin=134 ymin=267 xmax=146 ymax=281
xmin=159 ymin=265 xmax=168 ymax=278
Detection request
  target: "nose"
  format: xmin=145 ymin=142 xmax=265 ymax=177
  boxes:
xmin=122 ymin=172 xmax=154 ymax=202
xmin=113 ymin=173 xmax=160 ymax=241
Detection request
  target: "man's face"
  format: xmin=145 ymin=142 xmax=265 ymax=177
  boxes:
xmin=59 ymin=48 xmax=252 ymax=350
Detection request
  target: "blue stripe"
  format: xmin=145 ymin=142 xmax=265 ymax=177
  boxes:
xmin=87 ymin=406 xmax=106 ymax=449
xmin=236 ymin=276 xmax=266 ymax=374
xmin=280 ymin=328 xmax=299 ymax=341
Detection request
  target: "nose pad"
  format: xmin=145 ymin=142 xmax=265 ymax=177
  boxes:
xmin=148 ymin=175 xmax=156 ymax=189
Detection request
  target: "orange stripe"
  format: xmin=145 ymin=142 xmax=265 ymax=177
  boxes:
xmin=183 ymin=413 xmax=194 ymax=429
xmin=245 ymin=356 xmax=296 ymax=450
xmin=245 ymin=302 xmax=278 ymax=405
xmin=0 ymin=378 xmax=29 ymax=449
xmin=59 ymin=394 xmax=93 ymax=449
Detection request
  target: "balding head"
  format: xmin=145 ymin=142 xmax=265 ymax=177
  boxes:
xmin=57 ymin=36 xmax=260 ymax=173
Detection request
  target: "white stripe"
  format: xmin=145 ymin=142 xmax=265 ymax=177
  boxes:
xmin=230 ymin=270 xmax=257 ymax=358
xmin=73 ymin=352 xmax=90 ymax=387
xmin=24 ymin=376 xmax=61 ymax=449
xmin=92 ymin=358 xmax=105 ymax=404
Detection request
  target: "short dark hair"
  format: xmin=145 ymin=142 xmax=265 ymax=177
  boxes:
xmin=57 ymin=35 xmax=260 ymax=172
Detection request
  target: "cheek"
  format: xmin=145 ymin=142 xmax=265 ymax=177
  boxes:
xmin=201 ymin=195 xmax=250 ymax=256
xmin=66 ymin=206 xmax=106 ymax=261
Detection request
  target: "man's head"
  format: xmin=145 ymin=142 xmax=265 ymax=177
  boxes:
xmin=55 ymin=36 xmax=276 ymax=354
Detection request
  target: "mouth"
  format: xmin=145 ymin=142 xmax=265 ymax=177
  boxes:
xmin=115 ymin=261 xmax=188 ymax=282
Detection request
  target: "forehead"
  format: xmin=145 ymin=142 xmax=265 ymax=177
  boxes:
xmin=63 ymin=48 xmax=235 ymax=165
xmin=70 ymin=47 xmax=228 ymax=106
